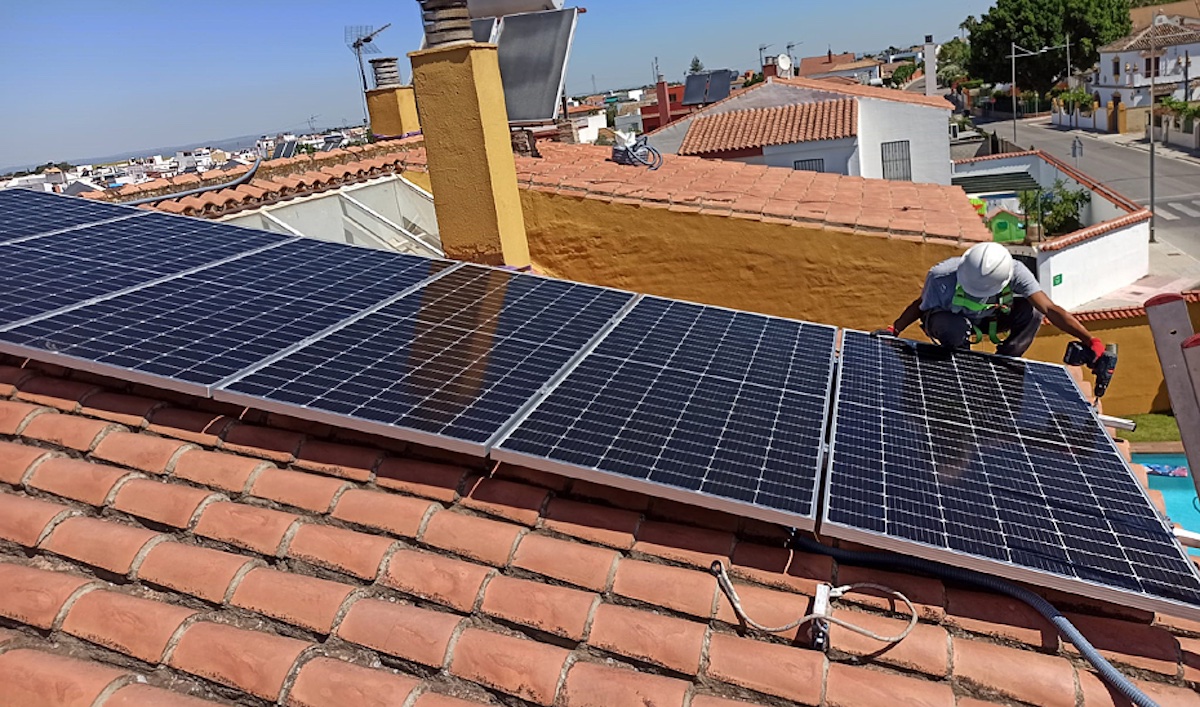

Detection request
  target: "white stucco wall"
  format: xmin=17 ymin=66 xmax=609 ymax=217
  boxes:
xmin=856 ymin=98 xmax=951 ymax=184
xmin=574 ymin=113 xmax=607 ymax=144
xmin=1095 ymin=41 xmax=1200 ymax=107
xmin=759 ymin=138 xmax=860 ymax=174
xmin=1036 ymin=221 xmax=1150 ymax=310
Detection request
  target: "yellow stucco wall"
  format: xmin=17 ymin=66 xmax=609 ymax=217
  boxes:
xmin=401 ymin=170 xmax=432 ymax=192
xmin=521 ymin=191 xmax=964 ymax=330
xmin=410 ymin=43 xmax=530 ymax=267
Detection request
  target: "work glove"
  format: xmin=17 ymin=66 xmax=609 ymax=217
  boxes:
xmin=871 ymin=325 xmax=897 ymax=337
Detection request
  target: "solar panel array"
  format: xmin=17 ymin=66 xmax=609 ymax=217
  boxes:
xmin=826 ymin=332 xmax=1200 ymax=614
xmin=219 ymin=265 xmax=634 ymax=452
xmin=494 ymin=298 xmax=836 ymax=527
xmin=0 ymin=239 xmax=449 ymax=393
xmin=3 ymin=189 xmax=1200 ymax=621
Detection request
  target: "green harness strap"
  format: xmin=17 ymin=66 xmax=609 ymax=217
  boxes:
xmin=951 ymin=285 xmax=1014 ymax=345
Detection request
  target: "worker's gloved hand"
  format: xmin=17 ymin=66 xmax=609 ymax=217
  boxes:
xmin=871 ymin=325 xmax=898 ymax=337
xmin=1088 ymin=337 xmax=1106 ymax=365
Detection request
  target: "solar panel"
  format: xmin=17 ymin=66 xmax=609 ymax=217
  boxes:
xmin=825 ymin=331 xmax=1200 ymax=618
xmin=216 ymin=265 xmax=634 ymax=453
xmin=0 ymin=240 xmax=450 ymax=395
xmin=494 ymin=9 xmax=577 ymax=122
xmin=681 ymin=73 xmax=708 ymax=106
xmin=0 ymin=212 xmax=290 ymax=326
xmin=0 ymin=189 xmax=146 ymax=243
xmin=493 ymin=297 xmax=837 ymax=528
xmin=705 ymin=69 xmax=733 ymax=103
xmin=472 ymin=17 xmax=498 ymax=42
xmin=270 ymin=142 xmax=286 ymax=160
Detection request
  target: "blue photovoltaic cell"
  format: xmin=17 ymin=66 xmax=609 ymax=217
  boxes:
xmin=495 ymin=298 xmax=836 ymax=523
xmin=0 ymin=188 xmax=143 ymax=243
xmin=0 ymin=212 xmax=291 ymax=325
xmin=0 ymin=240 xmax=449 ymax=388
xmin=220 ymin=265 xmax=634 ymax=447
xmin=826 ymin=331 xmax=1200 ymax=609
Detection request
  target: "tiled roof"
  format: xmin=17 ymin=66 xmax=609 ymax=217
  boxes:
xmin=774 ymin=75 xmax=954 ymax=110
xmin=1 ymin=357 xmax=1198 ymax=707
xmin=797 ymin=51 xmax=858 ymax=76
xmin=809 ymin=58 xmax=881 ymax=74
xmin=92 ymin=141 xmax=993 ymax=245
xmin=678 ymin=99 xmax=858 ymax=156
xmin=1101 ymin=20 xmax=1200 ymax=52
xmin=1077 ymin=290 xmax=1200 ymax=321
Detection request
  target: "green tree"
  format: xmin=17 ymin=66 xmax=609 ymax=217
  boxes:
xmin=937 ymin=37 xmax=971 ymax=84
xmin=1020 ymin=180 xmax=1091 ymax=237
xmin=890 ymin=62 xmax=918 ymax=86
xmin=689 ymin=56 xmax=705 ymax=74
xmin=966 ymin=0 xmax=1130 ymax=96
xmin=743 ymin=71 xmax=764 ymax=88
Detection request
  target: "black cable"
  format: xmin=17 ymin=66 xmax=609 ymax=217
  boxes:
xmin=791 ymin=535 xmax=1159 ymax=707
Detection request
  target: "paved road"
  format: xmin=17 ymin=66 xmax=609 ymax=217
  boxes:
xmin=978 ymin=117 xmax=1200 ymax=259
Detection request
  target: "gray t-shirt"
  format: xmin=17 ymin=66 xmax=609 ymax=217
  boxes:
xmin=920 ymin=257 xmax=1041 ymax=322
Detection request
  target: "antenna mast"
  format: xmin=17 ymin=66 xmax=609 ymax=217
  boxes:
xmin=345 ymin=24 xmax=393 ymax=129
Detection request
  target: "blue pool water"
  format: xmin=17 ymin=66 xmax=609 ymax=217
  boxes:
xmin=1132 ymin=453 xmax=1200 ymax=557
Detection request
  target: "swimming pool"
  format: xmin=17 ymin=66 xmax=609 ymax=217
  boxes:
xmin=1131 ymin=453 xmax=1200 ymax=557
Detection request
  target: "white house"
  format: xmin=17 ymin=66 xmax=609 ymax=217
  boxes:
xmin=647 ymin=76 xmax=953 ymax=184
xmin=1092 ymin=17 xmax=1200 ymax=108
xmin=567 ymin=104 xmax=607 ymax=144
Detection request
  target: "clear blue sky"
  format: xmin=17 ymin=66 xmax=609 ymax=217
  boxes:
xmin=0 ymin=0 xmax=995 ymax=168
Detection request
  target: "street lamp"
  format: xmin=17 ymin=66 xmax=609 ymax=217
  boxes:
xmin=1008 ymin=40 xmax=1071 ymax=145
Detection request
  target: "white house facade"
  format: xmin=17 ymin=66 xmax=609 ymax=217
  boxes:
xmin=1092 ymin=18 xmax=1200 ymax=108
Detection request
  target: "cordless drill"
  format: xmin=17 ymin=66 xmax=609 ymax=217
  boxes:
xmin=1063 ymin=342 xmax=1118 ymax=399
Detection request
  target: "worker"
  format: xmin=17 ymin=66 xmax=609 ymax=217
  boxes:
xmin=875 ymin=242 xmax=1105 ymax=361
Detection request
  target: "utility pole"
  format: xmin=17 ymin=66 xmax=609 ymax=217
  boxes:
xmin=1150 ymin=15 xmax=1159 ymax=243
xmin=1065 ymin=33 xmax=1071 ymax=89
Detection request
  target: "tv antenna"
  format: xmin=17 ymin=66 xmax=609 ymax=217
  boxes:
xmin=306 ymin=114 xmax=320 ymax=132
xmin=346 ymin=24 xmax=392 ymax=92
xmin=345 ymin=24 xmax=392 ymax=133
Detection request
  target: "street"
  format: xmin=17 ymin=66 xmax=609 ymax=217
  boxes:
xmin=979 ymin=117 xmax=1200 ymax=260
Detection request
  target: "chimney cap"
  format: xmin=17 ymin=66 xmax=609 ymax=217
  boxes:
xmin=925 ymin=34 xmax=934 ymax=43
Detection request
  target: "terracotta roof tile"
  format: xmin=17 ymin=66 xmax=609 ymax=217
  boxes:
xmin=0 ymin=649 xmax=132 ymax=707
xmin=0 ymin=362 xmax=1197 ymax=706
xmin=61 ymin=589 xmax=196 ymax=663
xmin=167 ymin=621 xmax=309 ymax=701
xmin=560 ymin=661 xmax=690 ymax=707
xmin=1077 ymin=290 xmax=1200 ymax=323
xmin=679 ymin=99 xmax=857 ymax=155
xmin=288 ymin=657 xmax=422 ymax=707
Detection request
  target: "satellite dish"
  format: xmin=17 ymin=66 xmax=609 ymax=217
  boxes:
xmin=777 ymin=54 xmax=793 ymax=74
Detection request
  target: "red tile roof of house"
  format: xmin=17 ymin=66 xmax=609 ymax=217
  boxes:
xmin=1076 ymin=290 xmax=1200 ymax=322
xmin=90 ymin=140 xmax=994 ymax=245
xmin=0 ymin=356 xmax=1198 ymax=706
xmin=775 ymin=75 xmax=954 ymax=110
xmin=678 ymin=99 xmax=858 ymax=155
xmin=797 ymin=51 xmax=858 ymax=76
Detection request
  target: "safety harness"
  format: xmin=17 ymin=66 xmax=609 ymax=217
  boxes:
xmin=951 ymin=284 xmax=1014 ymax=345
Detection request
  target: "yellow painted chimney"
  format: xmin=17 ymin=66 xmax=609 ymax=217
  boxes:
xmin=408 ymin=0 xmax=530 ymax=267
xmin=366 ymin=58 xmax=422 ymax=137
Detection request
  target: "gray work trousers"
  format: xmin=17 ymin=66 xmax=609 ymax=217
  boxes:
xmin=922 ymin=297 xmax=1044 ymax=357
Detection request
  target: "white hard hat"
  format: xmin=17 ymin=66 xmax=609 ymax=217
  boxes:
xmin=957 ymin=242 xmax=1013 ymax=298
